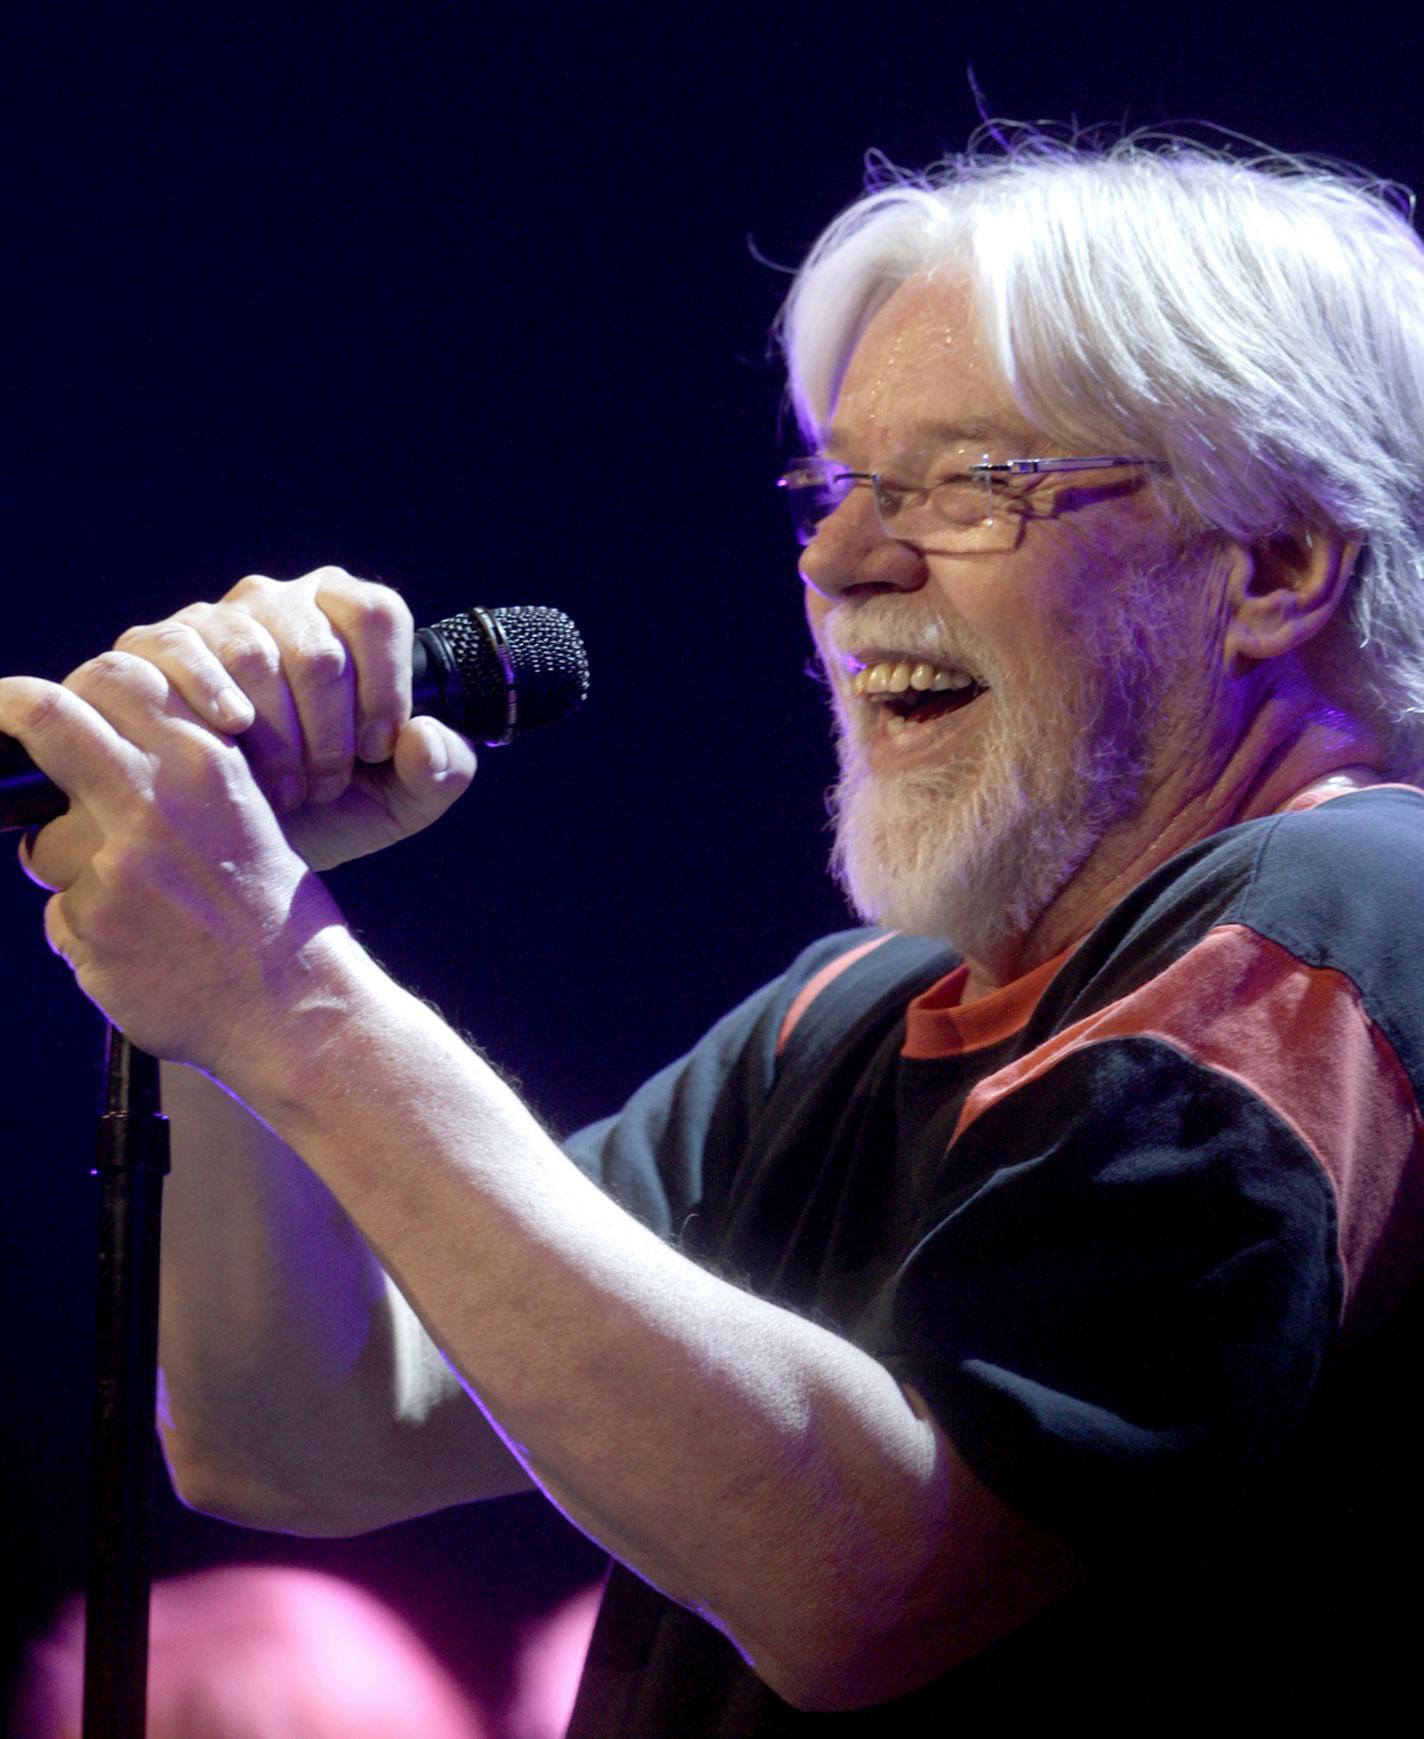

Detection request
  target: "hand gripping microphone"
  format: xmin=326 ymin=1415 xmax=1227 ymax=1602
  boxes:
xmin=0 ymin=604 xmax=590 ymax=831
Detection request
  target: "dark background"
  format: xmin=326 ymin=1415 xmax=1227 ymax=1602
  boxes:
xmin=3 ymin=2 xmax=1422 ymax=1729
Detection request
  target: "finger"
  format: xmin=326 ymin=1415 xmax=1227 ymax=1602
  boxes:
xmin=61 ymin=652 xmax=261 ymax=823
xmin=279 ymin=614 xmax=357 ymax=804
xmin=309 ymin=570 xmax=415 ymax=763
xmin=113 ymin=619 xmax=256 ymax=734
xmin=227 ymin=576 xmax=358 ymax=806
xmin=63 ymin=648 xmax=218 ymax=749
xmin=19 ymin=803 xmax=102 ymax=892
xmin=171 ymin=603 xmax=308 ymax=812
xmin=0 ymin=675 xmax=146 ymax=827
xmin=379 ymin=717 xmax=477 ymax=833
xmin=43 ymin=890 xmax=104 ymax=1012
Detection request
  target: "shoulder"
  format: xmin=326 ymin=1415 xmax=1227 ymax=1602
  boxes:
xmin=1181 ymin=783 xmax=1424 ymax=936
xmin=1237 ymin=784 xmax=1424 ymax=973
xmin=1045 ymin=786 xmax=1424 ymax=1022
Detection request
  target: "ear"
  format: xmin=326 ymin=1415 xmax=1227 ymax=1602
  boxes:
xmin=1221 ymin=529 xmax=1361 ymax=672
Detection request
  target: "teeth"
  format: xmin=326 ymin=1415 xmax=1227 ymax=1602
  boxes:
xmin=849 ymin=657 xmax=979 ymax=698
xmin=884 ymin=714 xmax=909 ymax=737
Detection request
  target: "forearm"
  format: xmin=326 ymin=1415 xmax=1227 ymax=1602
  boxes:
xmin=158 ymin=1061 xmax=530 ymax=1534
xmin=209 ymin=935 xmax=1068 ymax=1705
xmin=0 ymin=599 xmax=1070 ymax=1699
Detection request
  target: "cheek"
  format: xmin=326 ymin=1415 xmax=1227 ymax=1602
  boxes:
xmin=953 ymin=581 xmax=1069 ymax=687
xmin=1044 ymin=519 xmax=1194 ymax=659
xmin=1053 ymin=496 xmax=1180 ymax=587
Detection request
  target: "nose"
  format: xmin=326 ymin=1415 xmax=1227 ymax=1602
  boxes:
xmin=797 ymin=486 xmax=927 ymax=600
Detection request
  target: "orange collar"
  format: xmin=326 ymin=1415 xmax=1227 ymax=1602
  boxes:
xmin=903 ymin=946 xmax=1074 ymax=1061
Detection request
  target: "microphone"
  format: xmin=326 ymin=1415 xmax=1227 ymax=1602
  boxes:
xmin=0 ymin=603 xmax=590 ymax=831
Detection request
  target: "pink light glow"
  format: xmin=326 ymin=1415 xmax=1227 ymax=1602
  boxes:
xmin=505 ymin=1580 xmax=603 ymax=1739
xmin=14 ymin=1566 xmax=489 ymax=1739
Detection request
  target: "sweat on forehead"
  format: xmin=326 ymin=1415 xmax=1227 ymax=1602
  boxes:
xmin=823 ymin=277 xmax=1043 ymax=464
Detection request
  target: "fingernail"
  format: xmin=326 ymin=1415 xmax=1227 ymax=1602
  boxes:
xmin=274 ymin=775 xmax=306 ymax=812
xmin=424 ymin=728 xmax=449 ymax=774
xmin=214 ymin=688 xmax=253 ymax=730
xmin=359 ymin=720 xmax=397 ymax=762
xmin=311 ymin=773 xmax=347 ymax=804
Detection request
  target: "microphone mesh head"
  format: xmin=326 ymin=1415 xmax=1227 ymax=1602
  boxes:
xmin=430 ymin=605 xmax=590 ymax=743
xmin=494 ymin=606 xmax=591 ymax=736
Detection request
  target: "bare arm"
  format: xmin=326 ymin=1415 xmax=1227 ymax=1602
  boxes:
xmin=0 ymin=573 xmax=1082 ymax=1709
xmin=157 ymin=1062 xmax=533 ymax=1533
xmin=193 ymin=945 xmax=1081 ymax=1709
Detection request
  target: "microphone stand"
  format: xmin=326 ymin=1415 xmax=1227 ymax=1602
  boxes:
xmin=82 ymin=1026 xmax=169 ymax=1739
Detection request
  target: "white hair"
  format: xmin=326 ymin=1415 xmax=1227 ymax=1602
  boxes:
xmin=778 ymin=130 xmax=1424 ymax=773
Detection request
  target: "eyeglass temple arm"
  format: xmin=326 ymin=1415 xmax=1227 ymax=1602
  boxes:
xmin=971 ymin=455 xmax=1159 ymax=477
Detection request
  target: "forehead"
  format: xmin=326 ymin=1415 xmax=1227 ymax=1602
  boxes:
xmin=826 ymin=274 xmax=1043 ymax=461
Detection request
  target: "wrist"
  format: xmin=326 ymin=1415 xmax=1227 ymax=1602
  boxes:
xmin=205 ymin=918 xmax=389 ymax=1113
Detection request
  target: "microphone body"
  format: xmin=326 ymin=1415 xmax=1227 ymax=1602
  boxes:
xmin=0 ymin=604 xmax=589 ymax=831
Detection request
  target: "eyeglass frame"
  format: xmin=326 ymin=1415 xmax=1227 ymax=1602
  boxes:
xmin=776 ymin=452 xmax=1163 ymax=547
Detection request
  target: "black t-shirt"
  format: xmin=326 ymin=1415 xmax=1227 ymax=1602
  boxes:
xmin=563 ymin=788 xmax=1424 ymax=1735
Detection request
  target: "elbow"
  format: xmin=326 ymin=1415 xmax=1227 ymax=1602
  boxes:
xmin=163 ymin=1445 xmax=285 ymax=1530
xmin=159 ymin=1426 xmax=360 ymax=1537
xmin=161 ymin=1436 xmax=288 ymax=1532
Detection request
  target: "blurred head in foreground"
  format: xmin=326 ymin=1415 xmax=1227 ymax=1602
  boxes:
xmin=11 ymin=1565 xmax=487 ymax=1739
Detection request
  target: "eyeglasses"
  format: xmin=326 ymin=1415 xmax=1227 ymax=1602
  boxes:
xmin=776 ymin=453 xmax=1160 ymax=550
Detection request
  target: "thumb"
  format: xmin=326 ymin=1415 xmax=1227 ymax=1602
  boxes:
xmin=383 ymin=715 xmax=478 ymax=831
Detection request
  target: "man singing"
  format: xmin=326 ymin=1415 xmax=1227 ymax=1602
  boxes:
xmin=4 ymin=134 xmax=1423 ymax=1731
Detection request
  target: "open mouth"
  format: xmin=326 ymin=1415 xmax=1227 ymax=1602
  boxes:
xmin=848 ymin=657 xmax=988 ymax=738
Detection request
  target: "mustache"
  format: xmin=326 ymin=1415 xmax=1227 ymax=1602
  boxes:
xmin=818 ymin=598 xmax=999 ymax=684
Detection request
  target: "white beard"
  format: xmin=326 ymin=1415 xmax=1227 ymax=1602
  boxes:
xmin=824 ymin=557 xmax=1195 ymax=959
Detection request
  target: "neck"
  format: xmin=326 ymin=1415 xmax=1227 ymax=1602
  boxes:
xmin=958 ymin=688 xmax=1387 ymax=1002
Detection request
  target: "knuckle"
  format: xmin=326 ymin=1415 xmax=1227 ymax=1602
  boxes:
xmin=288 ymin=639 xmax=349 ymax=690
xmin=356 ymin=583 xmax=413 ymax=639
xmin=91 ymin=649 xmax=144 ymax=679
xmin=66 ymin=649 xmax=163 ymax=700
xmin=224 ymin=573 xmax=281 ymax=606
xmin=311 ymin=570 xmax=412 ymax=640
xmin=308 ymin=564 xmax=358 ymax=588
xmin=13 ymin=684 xmax=69 ymax=737
xmin=151 ymin=621 xmax=202 ymax=652
xmin=173 ymin=601 xmax=221 ymax=631
xmin=116 ymin=620 xmax=200 ymax=658
xmin=221 ymin=631 xmax=282 ymax=686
